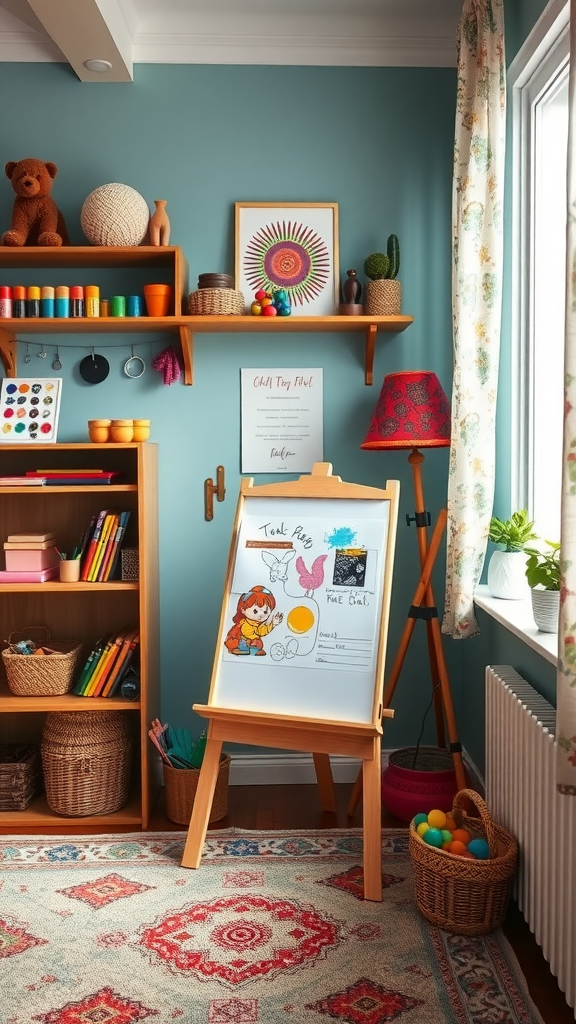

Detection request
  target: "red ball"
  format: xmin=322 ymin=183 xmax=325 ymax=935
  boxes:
xmin=262 ymin=304 xmax=277 ymax=316
xmin=255 ymin=289 xmax=268 ymax=301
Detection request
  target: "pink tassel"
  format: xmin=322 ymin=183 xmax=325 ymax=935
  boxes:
xmin=152 ymin=345 xmax=182 ymax=385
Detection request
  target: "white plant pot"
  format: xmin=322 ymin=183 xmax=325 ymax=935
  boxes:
xmin=531 ymin=588 xmax=560 ymax=632
xmin=487 ymin=550 xmax=529 ymax=600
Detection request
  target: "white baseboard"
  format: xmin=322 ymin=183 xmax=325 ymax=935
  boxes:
xmin=228 ymin=748 xmax=483 ymax=789
xmin=228 ymin=751 xmax=389 ymax=786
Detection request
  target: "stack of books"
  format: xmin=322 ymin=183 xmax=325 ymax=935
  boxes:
xmin=0 ymin=470 xmax=123 ymax=487
xmin=78 ymin=509 xmax=131 ymax=582
xmin=0 ymin=532 xmax=60 ymax=583
xmin=73 ymin=628 xmax=140 ymax=698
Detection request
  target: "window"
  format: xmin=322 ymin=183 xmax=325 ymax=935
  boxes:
xmin=510 ymin=0 xmax=569 ymax=543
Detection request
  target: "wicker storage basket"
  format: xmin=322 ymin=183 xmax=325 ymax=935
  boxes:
xmin=2 ymin=627 xmax=82 ymax=697
xmin=364 ymin=279 xmax=402 ymax=316
xmin=409 ymin=788 xmax=518 ymax=935
xmin=188 ymin=288 xmax=244 ymax=316
xmin=0 ymin=743 xmax=43 ymax=810
xmin=41 ymin=711 xmax=132 ymax=816
xmin=164 ymin=753 xmax=231 ymax=825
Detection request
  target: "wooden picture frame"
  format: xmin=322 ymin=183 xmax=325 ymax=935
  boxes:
xmin=235 ymin=202 xmax=339 ymax=316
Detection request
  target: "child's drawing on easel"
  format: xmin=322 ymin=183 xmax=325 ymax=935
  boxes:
xmin=224 ymin=585 xmax=283 ymax=657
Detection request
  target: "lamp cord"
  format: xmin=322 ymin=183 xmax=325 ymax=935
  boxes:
xmin=411 ymin=681 xmax=442 ymax=769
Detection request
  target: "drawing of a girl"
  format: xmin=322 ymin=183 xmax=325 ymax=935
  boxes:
xmin=224 ymin=585 xmax=283 ymax=656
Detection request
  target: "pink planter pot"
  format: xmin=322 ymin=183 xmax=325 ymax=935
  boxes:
xmin=381 ymin=746 xmax=459 ymax=822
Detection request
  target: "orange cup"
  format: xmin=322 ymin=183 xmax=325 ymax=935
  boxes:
xmin=143 ymin=283 xmax=172 ymax=317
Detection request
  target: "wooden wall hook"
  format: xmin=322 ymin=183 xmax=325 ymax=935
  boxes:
xmin=204 ymin=465 xmax=226 ymax=521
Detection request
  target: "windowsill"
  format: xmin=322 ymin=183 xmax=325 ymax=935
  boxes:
xmin=474 ymin=584 xmax=558 ymax=666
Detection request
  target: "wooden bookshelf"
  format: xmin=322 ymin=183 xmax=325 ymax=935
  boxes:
xmin=0 ymin=443 xmax=160 ymax=832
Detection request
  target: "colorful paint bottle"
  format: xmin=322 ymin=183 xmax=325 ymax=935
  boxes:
xmin=55 ymin=285 xmax=70 ymax=318
xmin=127 ymin=294 xmax=143 ymax=317
xmin=12 ymin=286 xmax=26 ymax=318
xmin=27 ymin=286 xmax=41 ymax=318
xmin=70 ymin=285 xmax=84 ymax=317
xmin=110 ymin=295 xmax=126 ymax=317
xmin=85 ymin=285 xmax=100 ymax=318
xmin=0 ymin=287 xmax=12 ymax=318
xmin=41 ymin=286 xmax=55 ymax=318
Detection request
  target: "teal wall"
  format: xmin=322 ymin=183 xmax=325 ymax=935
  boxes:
xmin=0 ymin=62 xmax=458 ymax=749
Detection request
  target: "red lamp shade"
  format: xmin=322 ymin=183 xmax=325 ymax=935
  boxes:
xmin=361 ymin=370 xmax=451 ymax=450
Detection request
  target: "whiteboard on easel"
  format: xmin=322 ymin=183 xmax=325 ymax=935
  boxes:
xmin=210 ymin=470 xmax=399 ymax=726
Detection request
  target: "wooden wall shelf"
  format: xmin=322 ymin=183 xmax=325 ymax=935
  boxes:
xmin=0 ymin=248 xmax=413 ymax=385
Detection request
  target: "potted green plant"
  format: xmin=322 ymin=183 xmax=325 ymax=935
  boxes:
xmin=363 ymin=233 xmax=401 ymax=315
xmin=525 ymin=540 xmax=561 ymax=632
xmin=486 ymin=509 xmax=537 ymax=599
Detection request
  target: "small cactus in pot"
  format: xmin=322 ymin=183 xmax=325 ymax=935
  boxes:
xmin=364 ymin=234 xmax=401 ymax=314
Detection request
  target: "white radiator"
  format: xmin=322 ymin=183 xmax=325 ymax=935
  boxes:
xmin=485 ymin=666 xmax=576 ymax=1015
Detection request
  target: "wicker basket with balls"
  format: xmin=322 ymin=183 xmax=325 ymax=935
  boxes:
xmin=408 ymin=788 xmax=518 ymax=935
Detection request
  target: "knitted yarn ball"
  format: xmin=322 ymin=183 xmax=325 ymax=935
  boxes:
xmin=81 ymin=183 xmax=150 ymax=246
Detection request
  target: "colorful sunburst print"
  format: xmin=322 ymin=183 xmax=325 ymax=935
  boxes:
xmin=243 ymin=221 xmax=331 ymax=307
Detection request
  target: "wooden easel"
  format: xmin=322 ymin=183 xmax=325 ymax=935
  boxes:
xmin=181 ymin=463 xmax=400 ymax=901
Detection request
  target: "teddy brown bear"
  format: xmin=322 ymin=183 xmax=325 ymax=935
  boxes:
xmin=2 ymin=158 xmax=69 ymax=247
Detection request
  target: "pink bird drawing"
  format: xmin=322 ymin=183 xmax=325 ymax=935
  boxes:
xmin=295 ymin=554 xmax=327 ymax=596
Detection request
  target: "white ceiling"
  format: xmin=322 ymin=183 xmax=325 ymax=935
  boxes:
xmin=0 ymin=0 xmax=462 ymax=82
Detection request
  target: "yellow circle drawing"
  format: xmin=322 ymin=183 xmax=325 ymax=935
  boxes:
xmin=287 ymin=604 xmax=315 ymax=634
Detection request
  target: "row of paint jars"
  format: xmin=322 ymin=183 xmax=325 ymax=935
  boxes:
xmin=88 ymin=418 xmax=150 ymax=443
xmin=0 ymin=285 xmax=102 ymax=318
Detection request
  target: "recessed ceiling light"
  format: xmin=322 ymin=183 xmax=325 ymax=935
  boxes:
xmin=83 ymin=59 xmax=113 ymax=72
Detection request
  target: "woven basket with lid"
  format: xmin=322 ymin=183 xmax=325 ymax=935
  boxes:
xmin=41 ymin=711 xmax=132 ymax=816
xmin=188 ymin=289 xmax=244 ymax=315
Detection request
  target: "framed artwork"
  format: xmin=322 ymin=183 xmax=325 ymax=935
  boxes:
xmin=235 ymin=202 xmax=339 ymax=316
xmin=0 ymin=378 xmax=62 ymax=443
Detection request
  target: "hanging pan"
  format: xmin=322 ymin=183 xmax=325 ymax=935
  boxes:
xmin=79 ymin=350 xmax=110 ymax=384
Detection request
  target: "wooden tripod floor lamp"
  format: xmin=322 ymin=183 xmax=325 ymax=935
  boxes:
xmin=348 ymin=370 xmax=467 ymax=815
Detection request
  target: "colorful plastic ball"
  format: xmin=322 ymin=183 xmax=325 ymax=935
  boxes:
xmin=448 ymin=840 xmax=468 ymax=856
xmin=255 ymin=289 xmax=268 ymax=301
xmin=262 ymin=304 xmax=277 ymax=316
xmin=441 ymin=829 xmax=453 ymax=844
xmin=442 ymin=841 xmax=452 ymax=850
xmin=260 ymin=297 xmax=273 ymax=308
xmin=413 ymin=813 xmax=428 ymax=827
xmin=250 ymin=302 xmax=262 ymax=316
xmin=427 ymin=809 xmax=447 ymax=830
xmin=468 ymin=837 xmax=490 ymax=859
xmin=451 ymin=828 xmax=471 ymax=846
xmin=416 ymin=822 xmax=430 ymax=838
xmin=423 ymin=827 xmax=444 ymax=847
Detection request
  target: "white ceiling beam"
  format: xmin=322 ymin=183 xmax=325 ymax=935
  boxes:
xmin=25 ymin=0 xmax=134 ymax=81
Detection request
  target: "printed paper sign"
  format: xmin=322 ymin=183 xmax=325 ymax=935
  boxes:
xmin=241 ymin=368 xmax=323 ymax=473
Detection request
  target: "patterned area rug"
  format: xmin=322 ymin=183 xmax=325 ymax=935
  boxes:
xmin=0 ymin=828 xmax=543 ymax=1024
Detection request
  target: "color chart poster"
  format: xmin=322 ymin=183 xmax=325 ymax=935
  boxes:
xmin=0 ymin=378 xmax=62 ymax=443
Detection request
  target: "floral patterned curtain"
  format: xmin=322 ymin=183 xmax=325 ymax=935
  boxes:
xmin=557 ymin=2 xmax=576 ymax=795
xmin=442 ymin=0 xmax=506 ymax=640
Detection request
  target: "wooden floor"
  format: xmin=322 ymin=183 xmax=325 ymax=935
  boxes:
xmin=152 ymin=781 xmax=574 ymax=1024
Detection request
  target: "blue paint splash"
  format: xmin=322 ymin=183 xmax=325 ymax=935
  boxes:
xmin=326 ymin=526 xmax=356 ymax=549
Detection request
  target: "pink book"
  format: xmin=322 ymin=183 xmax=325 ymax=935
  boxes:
xmin=0 ymin=566 xmax=59 ymax=583
xmin=4 ymin=547 xmax=61 ymax=572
